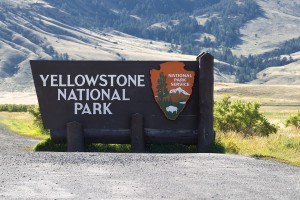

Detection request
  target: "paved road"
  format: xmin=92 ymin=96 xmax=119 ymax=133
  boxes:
xmin=0 ymin=128 xmax=299 ymax=199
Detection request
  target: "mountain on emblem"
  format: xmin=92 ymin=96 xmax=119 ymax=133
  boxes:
xmin=150 ymin=61 xmax=195 ymax=120
xmin=169 ymin=87 xmax=190 ymax=95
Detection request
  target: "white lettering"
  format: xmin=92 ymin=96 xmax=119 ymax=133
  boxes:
xmin=86 ymin=89 xmax=90 ymax=101
xmin=168 ymin=74 xmax=192 ymax=78
xmin=43 ymin=74 xmax=146 ymax=87
xmin=101 ymin=89 xmax=110 ymax=100
xmin=103 ymin=103 xmax=112 ymax=114
xmin=128 ymin=75 xmax=136 ymax=87
xmin=174 ymin=78 xmax=186 ymax=82
xmin=85 ymin=75 xmax=99 ymax=86
xmin=99 ymin=75 xmax=108 ymax=86
xmin=122 ymin=89 xmax=130 ymax=101
xmin=51 ymin=75 xmax=58 ymax=87
xmin=90 ymin=89 xmax=101 ymax=100
xmin=74 ymin=75 xmax=85 ymax=86
xmin=57 ymin=89 xmax=66 ymax=100
xmin=108 ymin=75 xmax=117 ymax=86
xmin=40 ymin=75 xmax=49 ymax=87
xmin=77 ymin=89 xmax=85 ymax=100
xmin=68 ymin=89 xmax=77 ymax=100
xmin=171 ymin=82 xmax=189 ymax=87
xmin=74 ymin=103 xmax=83 ymax=114
xmin=82 ymin=103 xmax=92 ymax=114
xmin=58 ymin=75 xmax=66 ymax=87
xmin=111 ymin=90 xmax=121 ymax=100
xmin=116 ymin=75 xmax=127 ymax=87
xmin=138 ymin=75 xmax=145 ymax=87
xmin=93 ymin=103 xmax=102 ymax=114
xmin=67 ymin=75 xmax=75 ymax=87
xmin=74 ymin=102 xmax=112 ymax=115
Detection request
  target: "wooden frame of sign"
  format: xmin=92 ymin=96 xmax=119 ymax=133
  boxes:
xmin=30 ymin=52 xmax=214 ymax=152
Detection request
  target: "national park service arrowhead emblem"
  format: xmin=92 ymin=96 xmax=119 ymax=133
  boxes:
xmin=150 ymin=62 xmax=195 ymax=120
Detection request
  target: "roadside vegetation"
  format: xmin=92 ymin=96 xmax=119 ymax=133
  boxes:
xmin=215 ymin=129 xmax=300 ymax=166
xmin=213 ymin=96 xmax=300 ymax=166
xmin=213 ymin=97 xmax=300 ymax=166
xmin=0 ymin=112 xmax=48 ymax=140
xmin=285 ymin=111 xmax=300 ymax=129
xmin=0 ymin=104 xmax=32 ymax=112
xmin=0 ymin=95 xmax=299 ymax=166
xmin=214 ymin=95 xmax=278 ymax=136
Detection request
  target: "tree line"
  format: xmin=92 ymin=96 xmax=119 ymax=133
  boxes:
xmin=211 ymin=37 xmax=300 ymax=82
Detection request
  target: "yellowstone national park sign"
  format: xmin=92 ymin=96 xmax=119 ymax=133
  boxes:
xmin=30 ymin=55 xmax=215 ymax=152
xmin=31 ymin=61 xmax=199 ymax=130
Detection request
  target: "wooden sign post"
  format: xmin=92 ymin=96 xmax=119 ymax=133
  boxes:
xmin=30 ymin=52 xmax=214 ymax=152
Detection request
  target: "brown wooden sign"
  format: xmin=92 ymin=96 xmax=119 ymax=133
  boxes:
xmin=31 ymin=61 xmax=199 ymax=130
xmin=30 ymin=53 xmax=214 ymax=152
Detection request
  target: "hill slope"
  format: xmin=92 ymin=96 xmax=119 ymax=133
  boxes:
xmin=251 ymin=52 xmax=300 ymax=85
xmin=232 ymin=0 xmax=300 ymax=56
xmin=0 ymin=0 xmax=236 ymax=91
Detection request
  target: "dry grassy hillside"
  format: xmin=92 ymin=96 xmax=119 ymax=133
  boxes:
xmin=251 ymin=53 xmax=300 ymax=85
xmin=232 ymin=0 xmax=300 ymax=56
xmin=215 ymin=83 xmax=300 ymax=111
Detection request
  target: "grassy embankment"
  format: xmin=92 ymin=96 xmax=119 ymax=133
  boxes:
xmin=0 ymin=105 xmax=48 ymax=140
xmin=0 ymin=84 xmax=299 ymax=166
xmin=0 ymin=112 xmax=46 ymax=139
xmin=214 ymin=84 xmax=300 ymax=166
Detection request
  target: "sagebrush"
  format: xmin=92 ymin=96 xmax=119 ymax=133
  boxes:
xmin=214 ymin=95 xmax=278 ymax=136
xmin=285 ymin=111 xmax=300 ymax=129
xmin=27 ymin=106 xmax=49 ymax=135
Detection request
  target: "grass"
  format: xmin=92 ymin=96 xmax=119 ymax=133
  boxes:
xmin=0 ymin=112 xmax=49 ymax=140
xmin=211 ymin=105 xmax=300 ymax=166
xmin=0 ymin=104 xmax=33 ymax=112
xmin=212 ymin=83 xmax=300 ymax=166
xmin=216 ymin=128 xmax=300 ymax=166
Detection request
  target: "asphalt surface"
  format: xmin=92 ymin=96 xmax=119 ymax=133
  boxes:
xmin=0 ymin=127 xmax=299 ymax=199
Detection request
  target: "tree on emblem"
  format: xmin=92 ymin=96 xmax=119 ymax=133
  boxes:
xmin=156 ymin=72 xmax=169 ymax=102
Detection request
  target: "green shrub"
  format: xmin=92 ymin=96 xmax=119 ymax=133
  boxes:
xmin=214 ymin=95 xmax=278 ymax=136
xmin=285 ymin=111 xmax=300 ymax=129
xmin=0 ymin=104 xmax=32 ymax=112
xmin=27 ymin=106 xmax=50 ymax=135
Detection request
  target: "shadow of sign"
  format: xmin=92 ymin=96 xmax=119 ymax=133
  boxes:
xmin=30 ymin=53 xmax=214 ymax=152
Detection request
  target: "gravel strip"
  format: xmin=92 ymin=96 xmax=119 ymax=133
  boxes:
xmin=0 ymin=128 xmax=299 ymax=199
